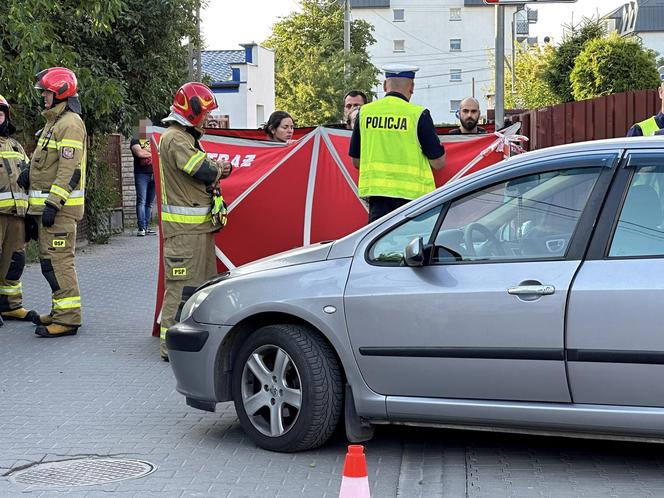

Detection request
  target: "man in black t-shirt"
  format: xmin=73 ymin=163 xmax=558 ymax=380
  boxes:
xmin=130 ymin=119 xmax=156 ymax=236
xmin=448 ymin=97 xmax=487 ymax=135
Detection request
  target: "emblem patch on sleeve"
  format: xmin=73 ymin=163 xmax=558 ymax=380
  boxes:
xmin=61 ymin=147 xmax=75 ymax=159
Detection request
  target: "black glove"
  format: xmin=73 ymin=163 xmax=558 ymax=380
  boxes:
xmin=17 ymin=169 xmax=30 ymax=190
xmin=41 ymin=204 xmax=57 ymax=228
xmin=24 ymin=216 xmax=39 ymax=242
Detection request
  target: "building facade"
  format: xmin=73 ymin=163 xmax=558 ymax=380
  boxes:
xmin=201 ymin=43 xmax=275 ymax=129
xmin=350 ymin=0 xmax=534 ymax=124
xmin=602 ymin=0 xmax=664 ymax=58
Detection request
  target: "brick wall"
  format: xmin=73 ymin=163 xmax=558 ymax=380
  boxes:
xmin=121 ymin=137 xmax=137 ymax=226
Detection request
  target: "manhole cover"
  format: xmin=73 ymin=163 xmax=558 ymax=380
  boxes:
xmin=9 ymin=458 xmax=156 ymax=488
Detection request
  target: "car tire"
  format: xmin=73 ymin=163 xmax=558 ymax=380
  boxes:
xmin=231 ymin=324 xmax=343 ymax=452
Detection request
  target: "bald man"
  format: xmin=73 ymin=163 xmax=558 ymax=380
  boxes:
xmin=449 ymin=97 xmax=487 ymax=135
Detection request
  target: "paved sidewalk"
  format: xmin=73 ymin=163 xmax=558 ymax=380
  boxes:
xmin=0 ymin=233 xmax=402 ymax=497
xmin=3 ymin=232 xmax=664 ymax=497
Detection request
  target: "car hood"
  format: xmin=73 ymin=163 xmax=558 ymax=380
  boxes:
xmin=226 ymin=241 xmax=334 ymax=278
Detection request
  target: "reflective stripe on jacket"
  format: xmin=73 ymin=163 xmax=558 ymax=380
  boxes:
xmin=0 ymin=137 xmax=29 ymax=217
xmin=158 ymin=123 xmax=222 ymax=238
xmin=28 ymin=102 xmax=87 ymax=220
xmin=358 ymin=96 xmax=435 ymax=200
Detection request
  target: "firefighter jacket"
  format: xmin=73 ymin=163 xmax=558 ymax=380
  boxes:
xmin=0 ymin=136 xmax=29 ymax=217
xmin=158 ymin=123 xmax=224 ymax=239
xmin=28 ymin=102 xmax=87 ymax=221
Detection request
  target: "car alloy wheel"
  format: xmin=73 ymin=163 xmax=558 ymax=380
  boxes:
xmin=240 ymin=344 xmax=302 ymax=437
xmin=232 ymin=324 xmax=343 ymax=452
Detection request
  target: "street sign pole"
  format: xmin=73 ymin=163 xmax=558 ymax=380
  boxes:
xmin=495 ymin=5 xmax=505 ymax=129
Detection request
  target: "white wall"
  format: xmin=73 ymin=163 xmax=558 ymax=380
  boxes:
xmin=214 ymin=87 xmax=247 ymax=128
xmin=209 ymin=44 xmax=275 ymax=129
xmin=638 ymin=32 xmax=664 ymax=60
xmin=245 ymin=45 xmax=276 ymax=128
xmin=352 ymin=0 xmax=517 ymax=124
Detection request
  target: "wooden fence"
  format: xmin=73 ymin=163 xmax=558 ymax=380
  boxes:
xmin=514 ymin=89 xmax=661 ymax=151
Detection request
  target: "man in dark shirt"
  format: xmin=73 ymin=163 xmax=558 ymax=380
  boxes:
xmin=448 ymin=97 xmax=487 ymax=135
xmin=349 ymin=64 xmax=445 ymax=223
xmin=130 ymin=119 xmax=156 ymax=236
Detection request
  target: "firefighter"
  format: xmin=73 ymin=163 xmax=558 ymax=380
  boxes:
xmin=0 ymin=95 xmax=38 ymax=324
xmin=158 ymin=82 xmax=232 ymax=361
xmin=17 ymin=67 xmax=87 ymax=337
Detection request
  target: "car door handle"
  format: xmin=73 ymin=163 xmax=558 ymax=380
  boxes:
xmin=507 ymin=285 xmax=555 ymax=296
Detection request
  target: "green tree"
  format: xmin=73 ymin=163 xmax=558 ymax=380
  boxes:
xmin=505 ymin=43 xmax=560 ymax=109
xmin=264 ymin=0 xmax=379 ymax=126
xmin=1 ymin=0 xmax=201 ymax=241
xmin=544 ymin=18 xmax=605 ymax=103
xmin=1 ymin=0 xmax=200 ymax=143
xmin=570 ymin=34 xmax=660 ymax=100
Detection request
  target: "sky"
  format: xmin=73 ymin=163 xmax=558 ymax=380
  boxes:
xmin=201 ymin=0 xmax=629 ymax=51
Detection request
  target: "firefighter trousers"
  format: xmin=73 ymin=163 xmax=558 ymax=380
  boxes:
xmin=160 ymin=232 xmax=217 ymax=341
xmin=36 ymin=215 xmax=81 ymax=326
xmin=0 ymin=214 xmax=27 ymax=311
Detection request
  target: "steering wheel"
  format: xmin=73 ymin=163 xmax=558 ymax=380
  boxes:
xmin=463 ymin=222 xmax=505 ymax=257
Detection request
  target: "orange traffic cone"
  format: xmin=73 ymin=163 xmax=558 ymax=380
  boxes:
xmin=339 ymin=445 xmax=371 ymax=498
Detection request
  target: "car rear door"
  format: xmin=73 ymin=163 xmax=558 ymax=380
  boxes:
xmin=567 ymin=151 xmax=664 ymax=407
xmin=344 ymin=153 xmax=619 ymax=403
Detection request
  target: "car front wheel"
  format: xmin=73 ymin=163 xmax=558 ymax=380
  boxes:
xmin=232 ymin=324 xmax=343 ymax=452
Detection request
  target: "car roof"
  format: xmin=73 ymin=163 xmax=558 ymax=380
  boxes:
xmin=506 ymin=136 xmax=664 ymax=166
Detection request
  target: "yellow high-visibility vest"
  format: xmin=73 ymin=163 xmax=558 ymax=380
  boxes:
xmin=358 ymin=96 xmax=435 ymax=200
xmin=636 ymin=116 xmax=661 ymax=136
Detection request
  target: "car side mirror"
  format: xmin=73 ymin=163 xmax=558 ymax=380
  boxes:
xmin=404 ymin=237 xmax=425 ymax=267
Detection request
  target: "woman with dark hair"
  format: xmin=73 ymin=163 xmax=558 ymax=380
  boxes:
xmin=264 ymin=111 xmax=295 ymax=144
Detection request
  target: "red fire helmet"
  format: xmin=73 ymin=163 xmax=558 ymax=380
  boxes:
xmin=172 ymin=82 xmax=218 ymax=127
xmin=34 ymin=67 xmax=78 ymax=99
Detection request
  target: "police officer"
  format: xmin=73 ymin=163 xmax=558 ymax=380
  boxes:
xmin=17 ymin=67 xmax=87 ymax=337
xmin=0 ymin=95 xmax=38 ymax=324
xmin=348 ymin=64 xmax=446 ymax=223
xmin=627 ymin=66 xmax=664 ymax=137
xmin=158 ymin=82 xmax=232 ymax=361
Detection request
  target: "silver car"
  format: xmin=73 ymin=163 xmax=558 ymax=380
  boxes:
xmin=167 ymin=137 xmax=664 ymax=452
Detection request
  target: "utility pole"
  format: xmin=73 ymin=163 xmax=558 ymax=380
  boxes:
xmin=195 ymin=4 xmax=202 ymax=81
xmin=188 ymin=5 xmax=202 ymax=81
xmin=344 ymin=0 xmax=351 ymax=79
xmin=494 ymin=5 xmax=505 ymax=128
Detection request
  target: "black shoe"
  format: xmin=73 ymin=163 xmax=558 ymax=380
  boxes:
xmin=35 ymin=324 xmax=79 ymax=337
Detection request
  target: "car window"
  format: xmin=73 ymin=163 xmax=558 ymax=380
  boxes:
xmin=432 ymin=167 xmax=602 ymax=263
xmin=368 ymin=206 xmax=442 ymax=264
xmin=609 ymin=163 xmax=664 ymax=258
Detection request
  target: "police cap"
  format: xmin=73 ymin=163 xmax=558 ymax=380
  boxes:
xmin=383 ymin=64 xmax=420 ymax=79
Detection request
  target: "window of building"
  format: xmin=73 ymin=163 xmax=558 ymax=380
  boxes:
xmin=393 ymin=40 xmax=405 ymax=53
xmin=450 ymin=39 xmax=462 ymax=52
xmin=450 ymin=8 xmax=462 ymax=21
xmin=450 ymin=69 xmax=462 ymax=82
xmin=450 ymin=100 xmax=462 ymax=112
xmin=393 ymin=9 xmax=405 ymax=22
